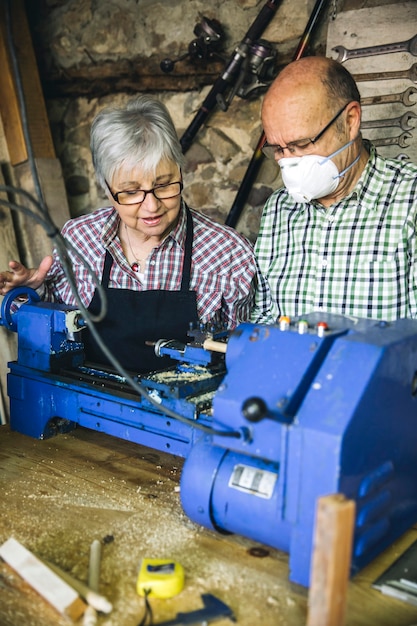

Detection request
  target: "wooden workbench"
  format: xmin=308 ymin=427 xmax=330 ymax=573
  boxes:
xmin=0 ymin=424 xmax=416 ymax=626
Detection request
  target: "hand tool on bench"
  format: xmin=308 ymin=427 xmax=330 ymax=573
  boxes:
xmin=155 ymin=593 xmax=235 ymax=625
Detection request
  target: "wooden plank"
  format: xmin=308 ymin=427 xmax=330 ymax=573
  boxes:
xmin=0 ymin=13 xmax=27 ymax=165
xmin=13 ymin=158 xmax=71 ymax=267
xmin=0 ymin=537 xmax=87 ymax=620
xmin=0 ymin=165 xmax=18 ymax=424
xmin=0 ymin=0 xmax=55 ymax=165
xmin=307 ymin=494 xmax=356 ymax=626
xmin=41 ymin=558 xmax=112 ymax=614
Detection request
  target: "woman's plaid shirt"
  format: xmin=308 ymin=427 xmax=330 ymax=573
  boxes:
xmin=44 ymin=201 xmax=270 ymax=330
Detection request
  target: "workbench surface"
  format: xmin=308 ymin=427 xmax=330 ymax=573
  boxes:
xmin=0 ymin=424 xmax=416 ymax=626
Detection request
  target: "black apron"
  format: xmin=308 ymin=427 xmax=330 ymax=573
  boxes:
xmin=83 ymin=208 xmax=199 ymax=373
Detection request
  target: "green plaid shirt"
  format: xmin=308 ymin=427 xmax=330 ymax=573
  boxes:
xmin=252 ymin=143 xmax=417 ymax=323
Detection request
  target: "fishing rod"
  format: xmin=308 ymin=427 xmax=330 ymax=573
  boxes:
xmin=225 ymin=0 xmax=330 ymax=228
xmin=178 ymin=0 xmax=283 ymax=154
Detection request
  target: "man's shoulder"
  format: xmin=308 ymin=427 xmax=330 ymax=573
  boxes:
xmin=261 ymin=186 xmax=294 ymax=214
xmin=372 ymin=148 xmax=417 ymax=180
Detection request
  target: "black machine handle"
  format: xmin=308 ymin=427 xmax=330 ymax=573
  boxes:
xmin=180 ymin=0 xmax=282 ymax=154
xmin=225 ymin=0 xmax=330 ymax=227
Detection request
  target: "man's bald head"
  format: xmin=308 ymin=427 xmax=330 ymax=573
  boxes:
xmin=263 ymin=56 xmax=361 ymax=120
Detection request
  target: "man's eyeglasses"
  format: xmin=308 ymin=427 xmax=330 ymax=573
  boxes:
xmin=262 ymin=102 xmax=350 ymax=160
xmin=106 ymin=181 xmax=183 ymax=205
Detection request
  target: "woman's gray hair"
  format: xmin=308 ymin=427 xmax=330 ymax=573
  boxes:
xmin=90 ymin=95 xmax=185 ymax=190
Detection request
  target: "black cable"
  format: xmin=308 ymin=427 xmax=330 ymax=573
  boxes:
xmin=0 ymin=186 xmax=107 ymax=323
xmin=137 ymin=589 xmax=153 ymax=626
xmin=4 ymin=0 xmax=46 ymax=210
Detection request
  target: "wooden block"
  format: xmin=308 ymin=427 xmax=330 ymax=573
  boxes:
xmin=306 ymin=494 xmax=356 ymax=626
xmin=0 ymin=537 xmax=87 ymax=620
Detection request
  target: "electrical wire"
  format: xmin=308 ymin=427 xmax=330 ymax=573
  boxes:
xmin=4 ymin=0 xmax=45 ymax=210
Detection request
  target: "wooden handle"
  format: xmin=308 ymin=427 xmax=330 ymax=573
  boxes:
xmin=203 ymin=338 xmax=227 ymax=353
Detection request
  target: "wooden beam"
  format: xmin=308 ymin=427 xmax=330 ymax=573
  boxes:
xmin=40 ymin=56 xmax=225 ymax=98
xmin=306 ymin=494 xmax=356 ymax=626
xmin=0 ymin=0 xmax=55 ymax=165
xmin=0 ymin=8 xmax=26 ymax=165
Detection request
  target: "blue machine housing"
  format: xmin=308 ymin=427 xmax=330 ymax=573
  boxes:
xmin=2 ymin=293 xmax=417 ymax=587
xmin=180 ymin=317 xmax=417 ymax=585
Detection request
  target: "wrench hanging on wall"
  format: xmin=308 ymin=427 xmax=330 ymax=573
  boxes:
xmin=361 ymin=86 xmax=417 ymax=107
xmin=332 ymin=33 xmax=417 ymax=64
xmin=361 ymin=111 xmax=417 ymax=131
xmin=372 ymin=132 xmax=413 ymax=148
xmin=353 ymin=64 xmax=417 ymax=83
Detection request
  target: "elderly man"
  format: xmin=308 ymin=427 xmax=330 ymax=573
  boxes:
xmin=252 ymin=56 xmax=417 ymax=323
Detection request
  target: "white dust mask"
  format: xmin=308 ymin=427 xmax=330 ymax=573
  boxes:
xmin=278 ymin=139 xmax=360 ymax=204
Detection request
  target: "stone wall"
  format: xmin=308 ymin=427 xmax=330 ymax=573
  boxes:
xmin=26 ymin=0 xmax=331 ymax=241
xmin=26 ymin=0 xmax=391 ymax=241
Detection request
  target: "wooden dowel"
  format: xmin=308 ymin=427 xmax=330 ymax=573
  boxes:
xmin=203 ymin=338 xmax=227 ymax=353
xmin=43 ymin=558 xmax=112 ymax=614
xmin=88 ymin=539 xmax=102 ymax=593
xmin=83 ymin=539 xmax=103 ymax=626
xmin=306 ymin=494 xmax=356 ymax=626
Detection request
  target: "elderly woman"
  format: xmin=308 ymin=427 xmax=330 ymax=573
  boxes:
xmin=0 ymin=96 xmax=270 ymax=372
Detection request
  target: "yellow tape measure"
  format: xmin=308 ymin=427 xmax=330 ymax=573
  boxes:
xmin=137 ymin=559 xmax=185 ymax=599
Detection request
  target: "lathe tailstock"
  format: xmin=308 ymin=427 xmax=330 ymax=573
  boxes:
xmin=2 ymin=289 xmax=417 ymax=587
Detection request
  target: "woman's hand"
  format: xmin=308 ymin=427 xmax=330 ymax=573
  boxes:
xmin=0 ymin=256 xmax=53 ymax=295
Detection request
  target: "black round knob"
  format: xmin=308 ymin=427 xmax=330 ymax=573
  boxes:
xmin=160 ymin=58 xmax=175 ymax=73
xmin=242 ymin=397 xmax=268 ymax=422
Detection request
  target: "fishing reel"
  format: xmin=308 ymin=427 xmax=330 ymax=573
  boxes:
xmin=160 ymin=16 xmax=225 ymax=73
xmin=236 ymin=39 xmax=277 ymax=99
xmin=217 ymin=38 xmax=277 ymax=110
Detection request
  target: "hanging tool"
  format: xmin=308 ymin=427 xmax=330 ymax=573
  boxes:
xmin=372 ymin=132 xmax=413 ymax=148
xmin=360 ymin=111 xmax=417 ymax=131
xmin=353 ymin=63 xmax=417 ymax=83
xmin=179 ymin=0 xmax=283 ymax=154
xmin=332 ymin=33 xmax=417 ymax=64
xmin=155 ymin=593 xmax=235 ymax=626
xmin=361 ymin=86 xmax=417 ymax=107
xmin=160 ymin=17 xmax=225 ymax=73
xmin=225 ymin=0 xmax=330 ymax=228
